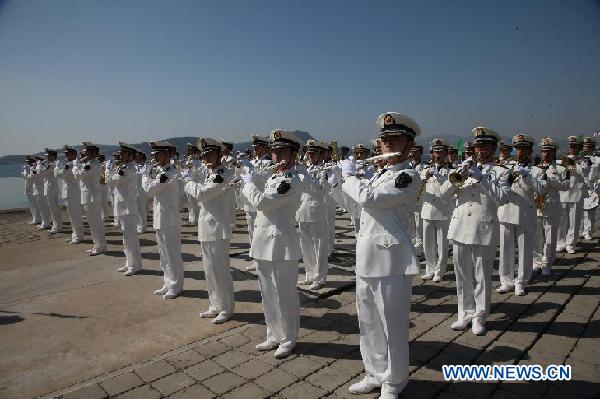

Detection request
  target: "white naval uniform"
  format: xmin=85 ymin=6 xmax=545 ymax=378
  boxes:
xmin=420 ymin=164 xmax=453 ymax=278
xmin=557 ymin=158 xmax=589 ymax=249
xmin=497 ymin=164 xmax=547 ymax=290
xmin=325 ymin=163 xmax=341 ymax=255
xmin=107 ymin=162 xmax=143 ymax=273
xmin=143 ymin=165 xmax=184 ymax=294
xmin=30 ymin=163 xmax=50 ymax=228
xmin=440 ymin=162 xmax=509 ymax=324
xmin=241 ymin=157 xmax=272 ymax=249
xmin=55 ymin=161 xmax=85 ymax=242
xmin=581 ymin=155 xmax=599 ymax=238
xmin=241 ymin=170 xmax=303 ymax=350
xmin=135 ymin=163 xmax=149 ymax=232
xmin=39 ymin=161 xmax=63 ymax=233
xmin=342 ymin=161 xmax=420 ymax=395
xmin=296 ymin=165 xmax=329 ymax=285
xmin=73 ymin=159 xmax=107 ymax=252
xmin=100 ymin=163 xmax=111 ymax=222
xmin=409 ymin=161 xmax=426 ymax=253
xmin=531 ymin=163 xmax=569 ymax=270
xmin=22 ymin=165 xmax=39 ymax=223
xmin=185 ymin=166 xmax=236 ymax=316
xmin=185 ymin=159 xmax=202 ymax=225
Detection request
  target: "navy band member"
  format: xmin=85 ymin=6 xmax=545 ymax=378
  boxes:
xmin=41 ymin=148 xmax=63 ymax=234
xmin=557 ymin=136 xmax=589 ymax=254
xmin=184 ymin=138 xmax=236 ymax=324
xmin=341 ymin=112 xmax=421 ymax=398
xmin=497 ymin=134 xmax=547 ymax=296
xmin=440 ymin=127 xmax=510 ymax=335
xmin=107 ymin=143 xmax=143 ymax=276
xmin=420 ymin=139 xmax=453 ymax=282
xmin=531 ymin=137 xmax=570 ymax=275
xmin=73 ymin=142 xmax=107 ymax=256
xmin=55 ymin=145 xmax=85 ymax=244
xmin=241 ymin=129 xmax=303 ymax=359
xmin=142 ymin=141 xmax=184 ymax=299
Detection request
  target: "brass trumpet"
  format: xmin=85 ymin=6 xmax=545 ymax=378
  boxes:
xmin=534 ymin=192 xmax=547 ymax=210
xmin=560 ymin=156 xmax=576 ymax=170
xmin=448 ymin=158 xmax=475 ymax=187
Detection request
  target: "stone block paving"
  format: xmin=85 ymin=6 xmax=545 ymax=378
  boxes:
xmin=42 ymin=213 xmax=600 ymax=399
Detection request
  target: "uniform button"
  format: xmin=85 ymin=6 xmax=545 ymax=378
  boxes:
xmin=467 ymin=212 xmax=472 ymax=216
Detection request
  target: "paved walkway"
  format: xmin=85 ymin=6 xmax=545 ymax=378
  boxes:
xmin=1 ymin=209 xmax=598 ymax=399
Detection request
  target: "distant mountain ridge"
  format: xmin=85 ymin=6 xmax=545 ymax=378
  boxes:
xmin=0 ymin=131 xmax=315 ymax=164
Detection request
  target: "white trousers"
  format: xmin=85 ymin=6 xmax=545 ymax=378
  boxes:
xmin=35 ymin=195 xmax=50 ymax=227
xmin=245 ymin=211 xmax=256 ymax=245
xmin=120 ymin=214 xmax=142 ymax=272
xmin=499 ymin=222 xmax=534 ymax=288
xmin=299 ymin=222 xmax=329 ymax=283
xmin=328 ymin=205 xmax=336 ymax=254
xmin=46 ymin=192 xmax=63 ymax=232
xmin=187 ymin=192 xmax=199 ymax=224
xmin=101 ymin=186 xmax=110 ymax=221
xmin=422 ymin=219 xmax=449 ymax=276
xmin=112 ymin=198 xmax=120 ymax=225
xmin=26 ymin=194 xmax=39 ymax=223
xmin=558 ymin=202 xmax=582 ymax=247
xmin=452 ymin=242 xmax=495 ymax=323
xmin=534 ymin=215 xmax=559 ymax=267
xmin=65 ymin=196 xmax=85 ymax=241
xmin=356 ymin=274 xmax=413 ymax=395
xmin=581 ymin=209 xmax=595 ymax=237
xmin=413 ymin=211 xmax=423 ymax=249
xmin=137 ymin=195 xmax=148 ymax=231
xmin=256 ymin=260 xmax=300 ymax=348
xmin=155 ymin=225 xmax=184 ymax=291
xmin=201 ymin=239 xmax=234 ymax=314
xmin=83 ymin=202 xmax=106 ymax=251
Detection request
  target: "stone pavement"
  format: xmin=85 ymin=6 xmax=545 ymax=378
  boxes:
xmin=37 ymin=211 xmax=599 ymax=399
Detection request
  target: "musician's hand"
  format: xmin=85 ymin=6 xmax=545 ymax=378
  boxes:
xmin=515 ymin=165 xmax=529 ymax=176
xmin=241 ymin=173 xmax=254 ymax=185
xmin=339 ymin=160 xmax=356 ymax=177
xmin=469 ymin=165 xmax=483 ymax=181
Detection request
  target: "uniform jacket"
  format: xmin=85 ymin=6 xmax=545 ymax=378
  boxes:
xmin=531 ymin=162 xmax=570 ymax=218
xmin=420 ymin=164 xmax=453 ymax=221
xmin=106 ymin=162 xmax=139 ymax=217
xmin=142 ymin=165 xmax=181 ymax=230
xmin=73 ymin=159 xmax=103 ymax=205
xmin=38 ymin=161 xmax=59 ymax=197
xmin=185 ymin=166 xmax=235 ymax=241
xmin=440 ymin=162 xmax=510 ymax=246
xmin=497 ymin=163 xmax=547 ymax=225
xmin=22 ymin=165 xmax=33 ymax=196
xmin=241 ymin=169 xmax=302 ymax=261
xmin=342 ymin=161 xmax=421 ymax=278
xmin=296 ymin=164 xmax=328 ymax=223
xmin=29 ymin=163 xmax=45 ymax=197
xmin=55 ymin=161 xmax=81 ymax=200
xmin=558 ymin=158 xmax=589 ymax=203
xmin=241 ymin=157 xmax=273 ymax=213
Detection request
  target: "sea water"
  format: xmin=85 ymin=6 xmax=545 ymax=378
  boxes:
xmin=0 ymin=165 xmax=28 ymax=210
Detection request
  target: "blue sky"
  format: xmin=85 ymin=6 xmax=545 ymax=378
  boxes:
xmin=0 ymin=0 xmax=599 ymax=155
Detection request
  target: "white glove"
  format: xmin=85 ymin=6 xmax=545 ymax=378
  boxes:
xmin=515 ymin=165 xmax=529 ymax=176
xmin=469 ymin=165 xmax=483 ymax=181
xmin=241 ymin=173 xmax=254 ymax=185
xmin=460 ymin=159 xmax=473 ymax=169
xmin=72 ymin=159 xmax=80 ymax=167
xmin=141 ymin=165 xmax=151 ymax=176
xmin=339 ymin=160 xmax=356 ymax=177
xmin=181 ymin=169 xmax=192 ymax=181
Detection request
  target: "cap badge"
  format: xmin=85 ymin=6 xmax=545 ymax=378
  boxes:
xmin=517 ymin=134 xmax=525 ymax=142
xmin=542 ymin=138 xmax=550 ymax=145
xmin=384 ymin=114 xmax=395 ymax=126
xmin=273 ymin=130 xmax=282 ymax=140
xmin=200 ymin=139 xmax=207 ymax=148
xmin=476 ymin=127 xmax=485 ymax=135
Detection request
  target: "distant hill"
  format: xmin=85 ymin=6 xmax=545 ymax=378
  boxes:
xmin=0 ymin=131 xmax=316 ymax=164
